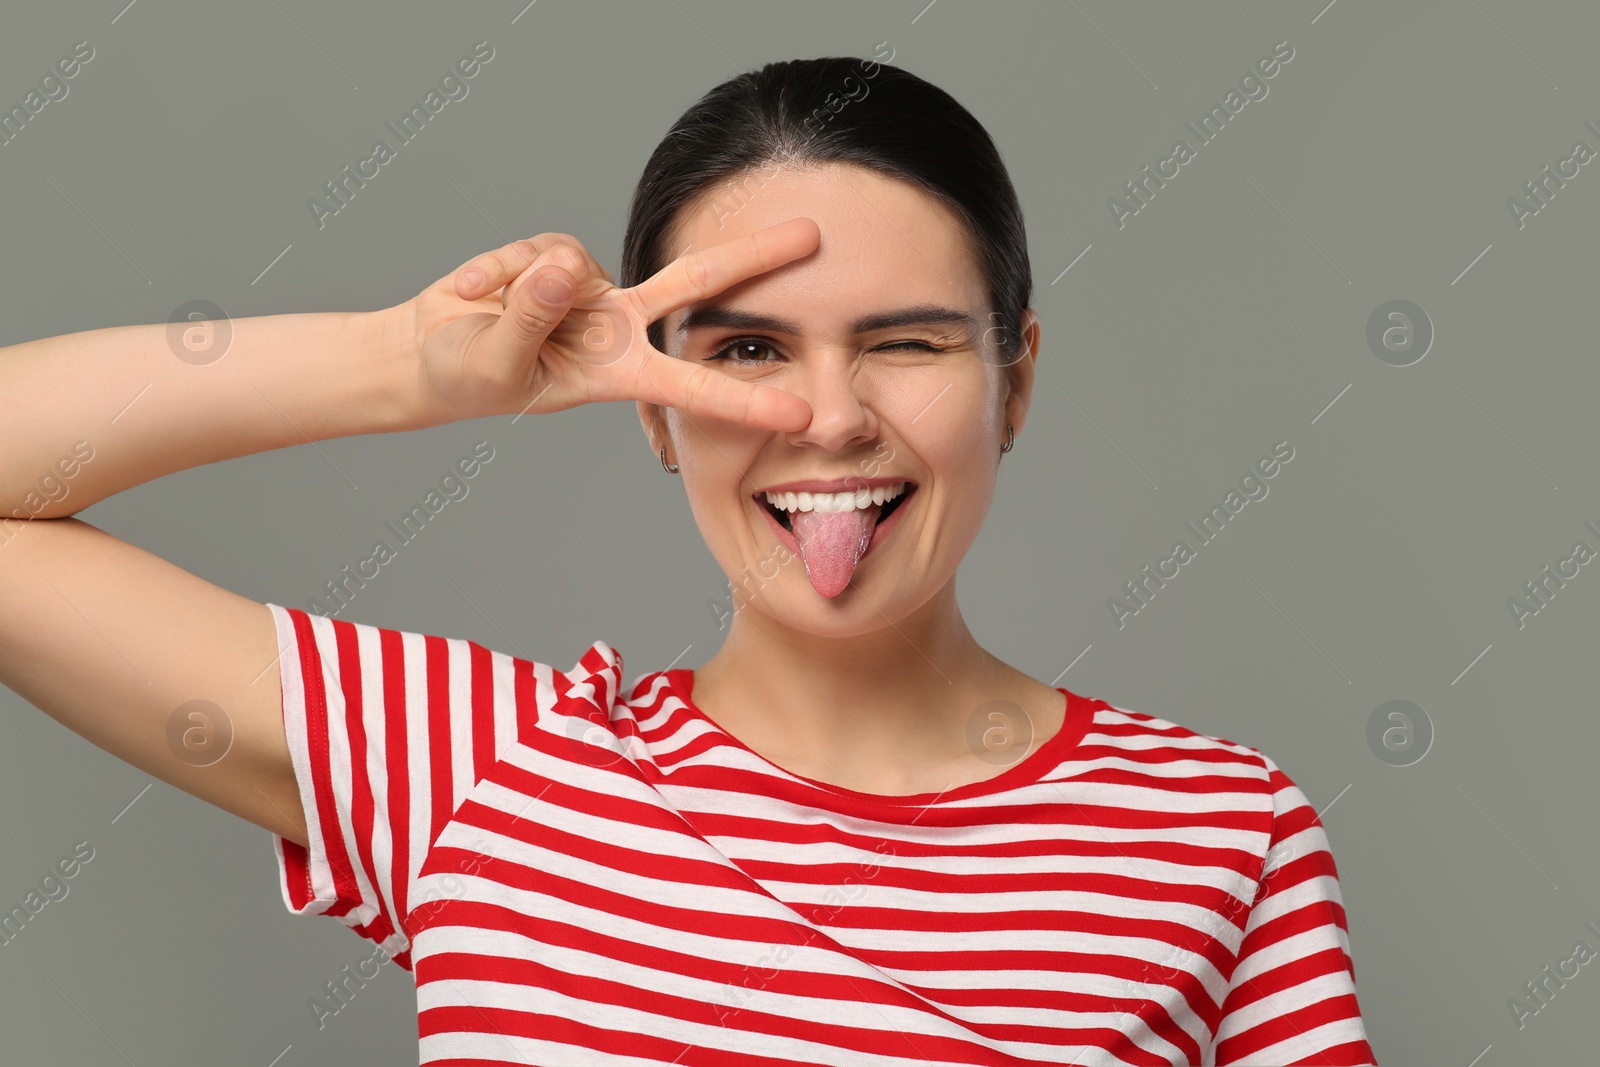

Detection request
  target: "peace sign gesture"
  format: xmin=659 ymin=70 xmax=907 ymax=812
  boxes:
xmin=400 ymin=218 xmax=820 ymax=431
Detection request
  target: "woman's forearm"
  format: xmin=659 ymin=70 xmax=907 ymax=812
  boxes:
xmin=0 ymin=305 xmax=425 ymax=519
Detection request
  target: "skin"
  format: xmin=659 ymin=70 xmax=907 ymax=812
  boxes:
xmin=636 ymin=162 xmax=1065 ymax=796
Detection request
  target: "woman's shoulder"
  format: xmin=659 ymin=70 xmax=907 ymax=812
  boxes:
xmin=1074 ymin=690 xmax=1277 ymax=783
xmin=264 ymin=600 xmax=628 ymax=709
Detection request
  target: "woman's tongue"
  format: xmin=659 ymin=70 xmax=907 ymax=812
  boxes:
xmin=789 ymin=503 xmax=881 ymax=598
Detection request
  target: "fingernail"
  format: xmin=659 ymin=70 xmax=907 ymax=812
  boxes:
xmin=461 ymin=269 xmax=484 ymax=291
xmin=535 ymin=272 xmax=572 ymax=303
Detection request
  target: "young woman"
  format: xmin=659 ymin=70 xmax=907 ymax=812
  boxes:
xmin=0 ymin=57 xmax=1375 ymax=1065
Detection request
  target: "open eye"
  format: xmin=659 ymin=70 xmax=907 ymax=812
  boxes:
xmin=706 ymin=338 xmax=782 ymax=364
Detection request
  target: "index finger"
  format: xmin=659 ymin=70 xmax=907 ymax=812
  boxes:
xmin=629 ymin=217 xmax=821 ymax=324
xmin=635 ymin=348 xmax=814 ymax=432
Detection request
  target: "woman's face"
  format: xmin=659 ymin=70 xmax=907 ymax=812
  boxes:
xmin=640 ymin=162 xmax=1039 ymax=638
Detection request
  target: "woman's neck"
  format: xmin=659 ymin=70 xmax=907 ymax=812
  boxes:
xmin=688 ymin=579 xmax=1063 ymax=796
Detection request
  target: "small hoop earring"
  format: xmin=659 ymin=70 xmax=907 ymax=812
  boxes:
xmin=1000 ymin=424 xmax=1015 ymax=454
xmin=659 ymin=447 xmax=680 ymax=474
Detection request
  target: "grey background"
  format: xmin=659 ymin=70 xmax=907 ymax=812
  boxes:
xmin=0 ymin=0 xmax=1594 ymax=1063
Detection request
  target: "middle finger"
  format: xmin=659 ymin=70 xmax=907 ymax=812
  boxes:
xmin=628 ymin=217 xmax=821 ymax=325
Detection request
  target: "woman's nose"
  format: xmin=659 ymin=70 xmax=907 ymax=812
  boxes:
xmin=783 ymin=359 xmax=879 ymax=453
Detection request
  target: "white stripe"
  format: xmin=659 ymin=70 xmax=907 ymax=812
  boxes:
xmin=448 ymin=634 xmax=476 ymax=829
xmin=1228 ymin=922 xmax=1352 ymax=989
xmin=349 ymin=620 xmax=394 ymax=937
xmin=267 ymin=605 xmax=328 ymax=913
xmin=396 ymin=626 xmax=433 ymax=948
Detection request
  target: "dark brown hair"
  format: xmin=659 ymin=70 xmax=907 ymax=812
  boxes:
xmin=619 ymin=56 xmax=1032 ymax=367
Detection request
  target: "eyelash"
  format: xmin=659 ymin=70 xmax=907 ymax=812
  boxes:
xmin=704 ymin=338 xmax=947 ymax=364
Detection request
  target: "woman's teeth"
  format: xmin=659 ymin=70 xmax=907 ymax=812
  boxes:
xmin=762 ymin=481 xmax=909 ymax=515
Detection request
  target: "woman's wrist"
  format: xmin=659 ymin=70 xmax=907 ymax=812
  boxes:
xmin=364 ymin=301 xmax=433 ymax=432
xmin=366 ymin=299 xmax=476 ymax=433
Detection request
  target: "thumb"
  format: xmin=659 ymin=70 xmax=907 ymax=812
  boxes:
xmin=501 ymin=264 xmax=576 ymax=350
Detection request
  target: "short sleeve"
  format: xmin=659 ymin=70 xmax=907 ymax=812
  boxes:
xmin=1213 ymin=751 xmax=1377 ymax=1066
xmin=263 ymin=603 xmax=570 ymax=971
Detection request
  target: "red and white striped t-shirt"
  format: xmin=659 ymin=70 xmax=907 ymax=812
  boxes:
xmin=265 ymin=603 xmax=1376 ymax=1066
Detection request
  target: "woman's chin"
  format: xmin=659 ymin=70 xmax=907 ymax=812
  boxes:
xmin=733 ymin=567 xmax=949 ymax=640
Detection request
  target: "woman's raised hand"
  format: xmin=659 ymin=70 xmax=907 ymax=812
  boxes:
xmin=400 ymin=218 xmax=820 ymax=430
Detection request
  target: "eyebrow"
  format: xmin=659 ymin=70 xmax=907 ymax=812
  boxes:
xmin=675 ymin=304 xmax=980 ymax=339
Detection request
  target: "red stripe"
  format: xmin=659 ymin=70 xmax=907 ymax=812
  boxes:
xmin=470 ymin=639 xmax=495 ymax=782
xmin=293 ymin=610 xmax=363 ymax=916
xmin=334 ymin=616 xmax=383 ymax=928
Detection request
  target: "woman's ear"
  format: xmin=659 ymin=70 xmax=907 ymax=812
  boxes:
xmin=637 ymin=400 xmax=667 ymax=457
xmin=1003 ymin=307 xmax=1040 ymax=437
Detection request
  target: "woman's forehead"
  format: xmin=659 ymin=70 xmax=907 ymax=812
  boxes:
xmin=680 ymin=165 xmax=975 ymax=271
